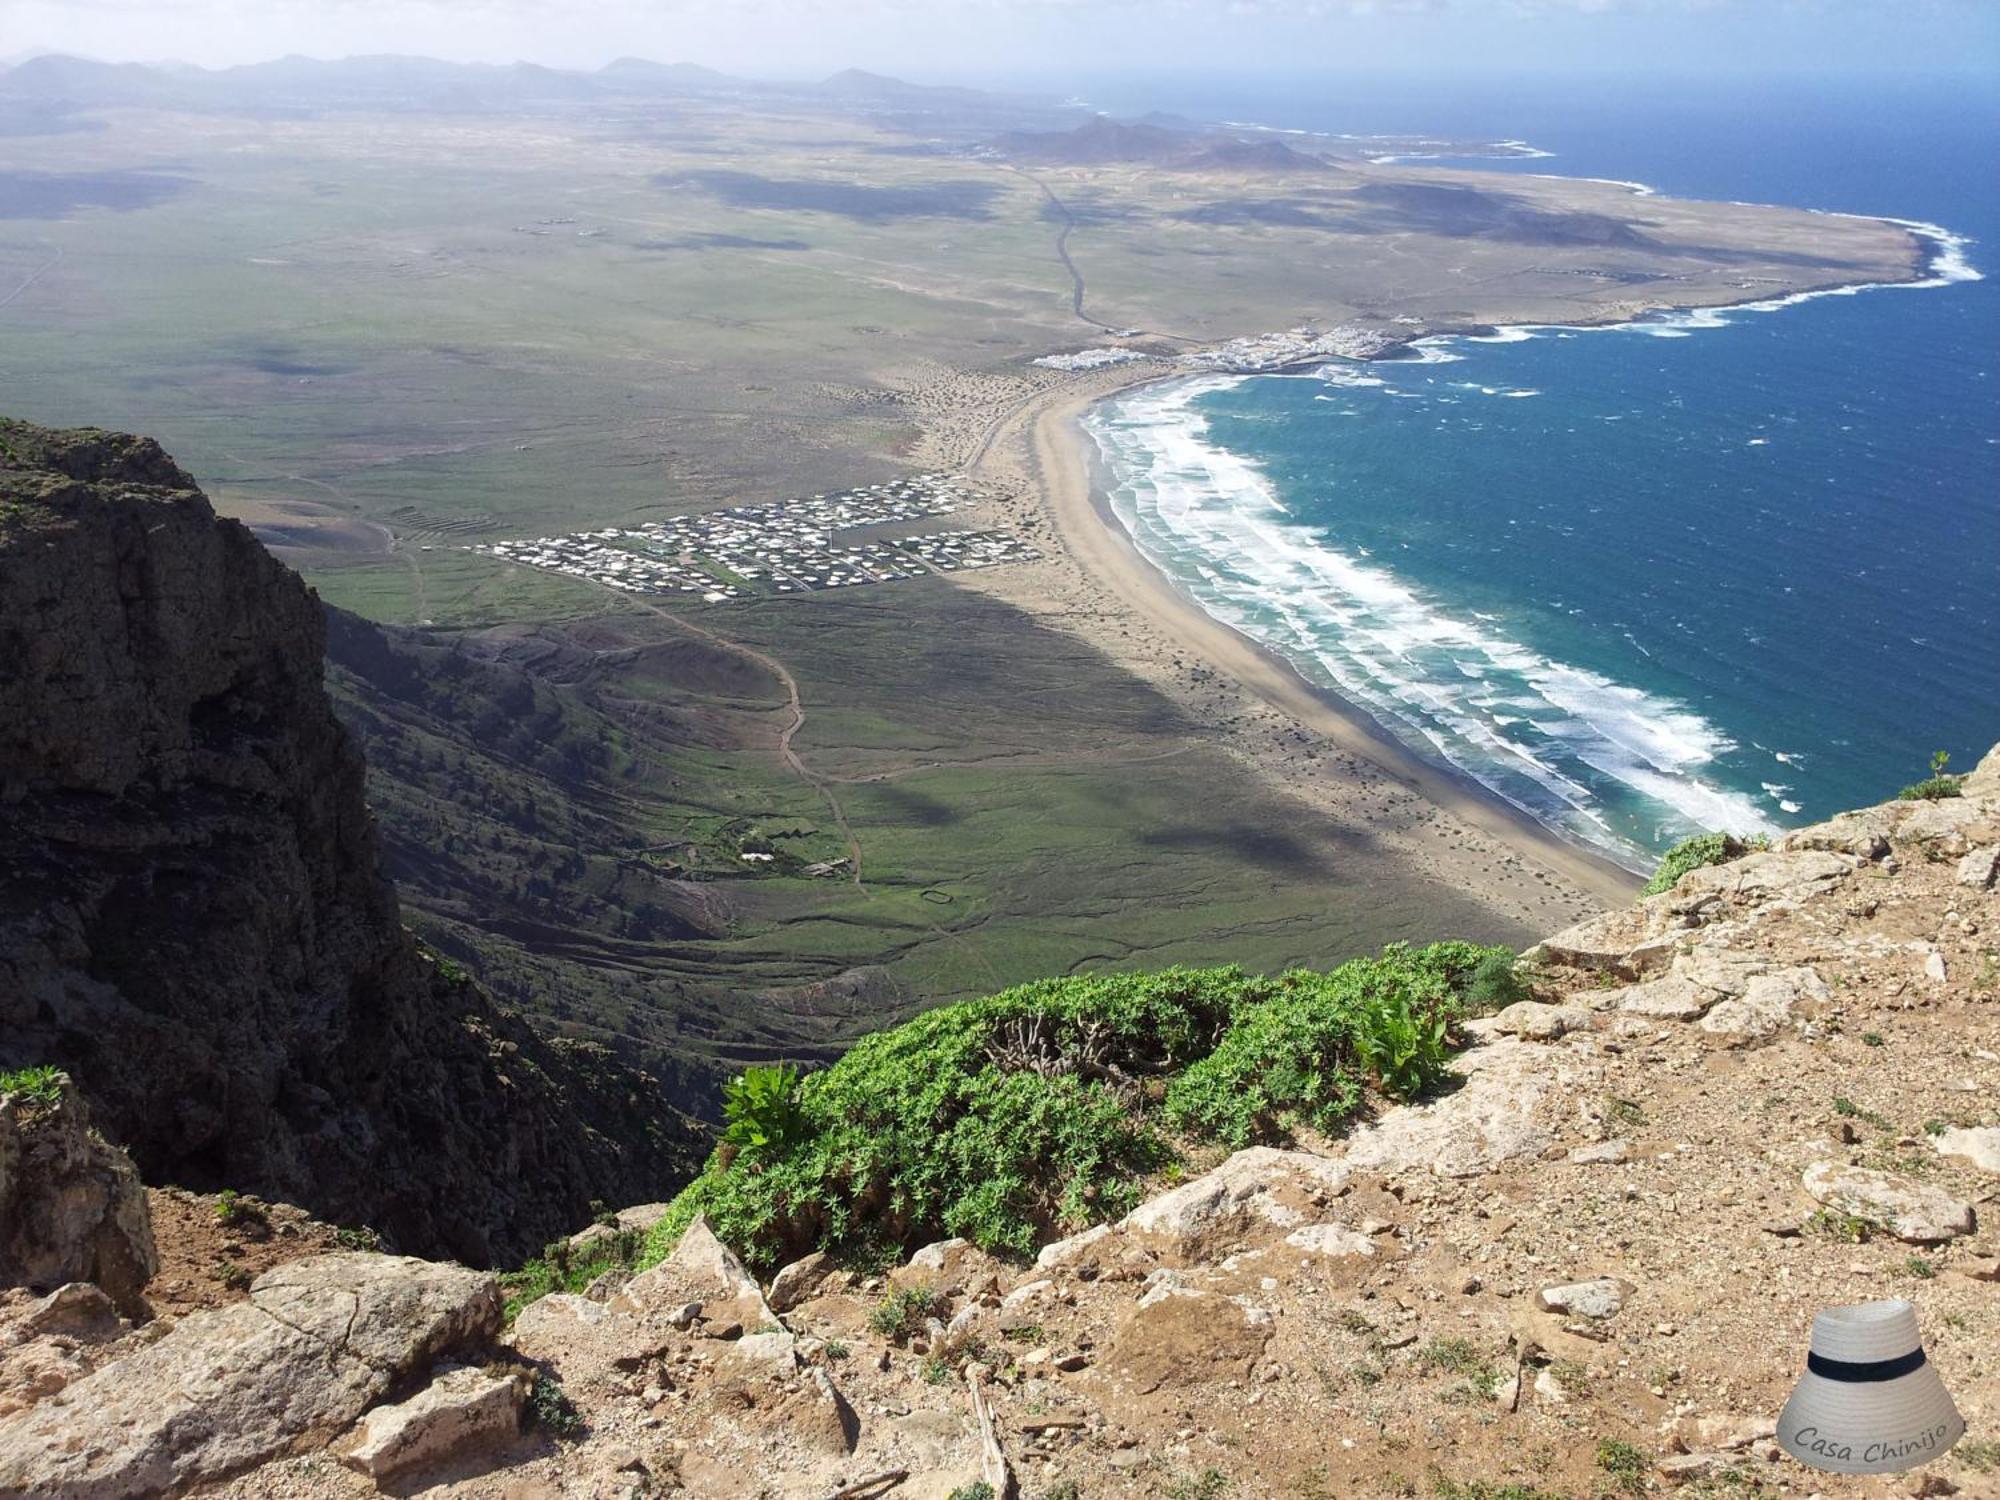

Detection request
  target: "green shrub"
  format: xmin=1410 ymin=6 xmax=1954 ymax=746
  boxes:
xmin=1464 ymin=949 xmax=1530 ymax=1011
xmin=526 ymin=1371 xmax=583 ymax=1439
xmin=0 ymin=1065 xmax=64 ymax=1107
xmin=947 ymin=1485 xmax=996 ymax=1500
xmin=1163 ymin=943 xmax=1494 ymax=1146
xmin=1899 ymin=749 xmax=1964 ymax=802
xmin=721 ymin=1063 xmax=806 ymax=1155
xmin=1642 ymin=831 xmax=1747 ymax=896
xmin=643 ymin=949 xmax=1502 ymax=1273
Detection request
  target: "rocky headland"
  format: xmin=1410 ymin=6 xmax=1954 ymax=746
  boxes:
xmin=0 ymin=417 xmax=703 ymax=1266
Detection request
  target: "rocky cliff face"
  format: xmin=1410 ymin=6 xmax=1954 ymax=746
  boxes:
xmin=0 ymin=417 xmax=701 ymax=1264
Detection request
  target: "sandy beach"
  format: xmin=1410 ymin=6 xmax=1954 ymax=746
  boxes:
xmin=906 ymin=357 xmax=1640 ymax=939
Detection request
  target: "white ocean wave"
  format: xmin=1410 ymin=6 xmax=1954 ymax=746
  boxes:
xmin=1082 ymin=377 xmax=1781 ymax=869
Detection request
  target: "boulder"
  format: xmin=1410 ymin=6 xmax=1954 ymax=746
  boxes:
xmin=1035 ymin=1223 xmax=1114 ymax=1272
xmin=0 ymin=1252 xmax=500 ymax=1497
xmin=567 ymin=1202 xmax=673 ymax=1256
xmin=766 ymin=1250 xmax=834 ymax=1313
xmin=1931 ymin=1126 xmax=2000 ymax=1175
xmin=1699 ymin=966 xmax=1827 ymax=1044
xmin=1342 ymin=1037 xmax=1574 ymax=1180
xmin=1956 ymin=846 xmax=2000 ymax=890
xmin=611 ymin=1214 xmax=779 ymax=1337
xmin=1119 ymin=1147 xmax=1351 ymax=1258
xmin=1962 ymin=743 xmax=2000 ymax=798
xmin=336 ymin=1365 xmax=524 ymax=1483
xmin=1612 ymin=975 xmax=1716 ymax=1022
xmin=1568 ymin=1139 xmax=1631 ymax=1166
xmin=0 ymin=1076 xmax=156 ymax=1316
xmin=1538 ymin=1277 xmax=1631 ymax=1321
xmin=1801 ymin=1162 xmax=1975 ymax=1244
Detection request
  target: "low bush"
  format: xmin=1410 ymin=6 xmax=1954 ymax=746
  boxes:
xmin=1642 ymin=831 xmax=1755 ymax=896
xmin=642 ymin=945 xmax=1506 ymax=1274
xmin=1899 ymin=749 xmax=1964 ymax=802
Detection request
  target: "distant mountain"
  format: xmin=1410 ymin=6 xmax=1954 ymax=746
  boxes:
xmin=0 ymin=52 xmax=1066 ymax=128
xmin=991 ymin=115 xmax=1331 ymax=172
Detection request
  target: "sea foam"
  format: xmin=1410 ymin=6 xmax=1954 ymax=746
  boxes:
xmin=1084 ymin=378 xmax=1780 ymax=870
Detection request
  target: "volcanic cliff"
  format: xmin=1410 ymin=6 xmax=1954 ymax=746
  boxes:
xmin=0 ymin=417 xmax=701 ymax=1264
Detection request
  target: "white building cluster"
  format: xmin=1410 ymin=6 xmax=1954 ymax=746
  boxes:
xmin=473 ymin=474 xmax=1039 ymax=603
xmin=1182 ymin=323 xmax=1405 ymax=372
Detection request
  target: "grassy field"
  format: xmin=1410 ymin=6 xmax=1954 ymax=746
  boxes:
xmin=331 ymin=574 xmax=1508 ymax=1115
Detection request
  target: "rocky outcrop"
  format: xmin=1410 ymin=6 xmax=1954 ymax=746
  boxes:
xmin=0 ymin=1073 xmax=155 ymax=1314
xmin=0 ymin=1252 xmax=501 ymax=1496
xmin=0 ymin=418 xmax=702 ymax=1264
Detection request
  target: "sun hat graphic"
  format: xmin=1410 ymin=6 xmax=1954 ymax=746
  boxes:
xmin=1777 ymin=1299 xmax=1964 ymax=1474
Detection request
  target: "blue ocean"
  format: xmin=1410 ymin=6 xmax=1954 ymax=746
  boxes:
xmin=1079 ymin=76 xmax=1999 ymax=872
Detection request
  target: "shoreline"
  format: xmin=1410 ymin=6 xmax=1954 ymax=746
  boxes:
xmin=1026 ymin=375 xmax=1643 ymax=911
xmin=958 ymin=211 xmax=1974 ymax=922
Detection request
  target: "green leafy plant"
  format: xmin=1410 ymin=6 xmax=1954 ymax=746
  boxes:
xmin=947 ymin=1485 xmax=996 ymax=1500
xmin=1898 ymin=749 xmax=1963 ymax=802
xmin=821 ymin=1339 xmax=849 ymax=1362
xmin=334 ymin=1225 xmax=382 ymax=1251
xmin=720 ymin=1063 xmax=806 ymax=1155
xmin=0 ymin=1065 xmax=64 ymax=1107
xmin=214 ymin=1189 xmax=246 ymax=1226
xmin=527 ymin=1371 xmax=583 ymax=1439
xmin=1465 ymin=949 xmax=1531 ymax=1011
xmin=641 ymin=948 xmax=1501 ymax=1274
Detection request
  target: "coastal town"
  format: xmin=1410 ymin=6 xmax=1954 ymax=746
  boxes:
xmin=473 ymin=474 xmax=1040 ymax=602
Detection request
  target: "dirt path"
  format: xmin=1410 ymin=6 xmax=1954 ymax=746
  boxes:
xmin=610 ymin=588 xmax=867 ymax=889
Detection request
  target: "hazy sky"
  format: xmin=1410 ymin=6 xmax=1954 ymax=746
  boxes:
xmin=4 ymin=0 xmax=1996 ymax=81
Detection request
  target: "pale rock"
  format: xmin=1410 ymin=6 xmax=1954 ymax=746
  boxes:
xmin=1035 ymin=1223 xmax=1113 ymax=1271
xmin=1568 ymin=1139 xmax=1630 ymax=1165
xmin=1956 ymin=846 xmax=2000 ymax=890
xmin=1700 ymin=966 xmax=1828 ymax=1044
xmin=766 ymin=1250 xmax=833 ymax=1313
xmin=719 ymin=1329 xmax=798 ymax=1379
xmin=1962 ymin=743 xmax=2000 ymax=797
xmin=1282 ymin=1224 xmax=1377 ymax=1258
xmin=1613 ymin=975 xmax=1716 ymax=1022
xmin=1489 ymin=1001 xmax=1592 ymax=1041
xmin=1930 ymin=1126 xmax=2000 ymax=1175
xmin=906 ymin=1237 xmax=969 ymax=1272
xmin=1342 ymin=1037 xmax=1575 ymax=1180
xmin=1000 ymin=1279 xmax=1054 ymax=1309
xmin=0 ymin=1253 xmax=499 ymax=1496
xmin=611 ymin=1214 xmax=778 ymax=1332
xmin=1532 ymin=1368 xmax=1566 ymax=1404
xmin=1118 ymin=1147 xmax=1351 ymax=1257
xmin=1538 ymin=1277 xmax=1630 ymax=1320
xmin=1801 ymin=1161 xmax=1975 ymax=1243
xmin=13 ymin=1281 xmax=123 ymax=1342
xmin=336 ymin=1364 xmax=524 ymax=1482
